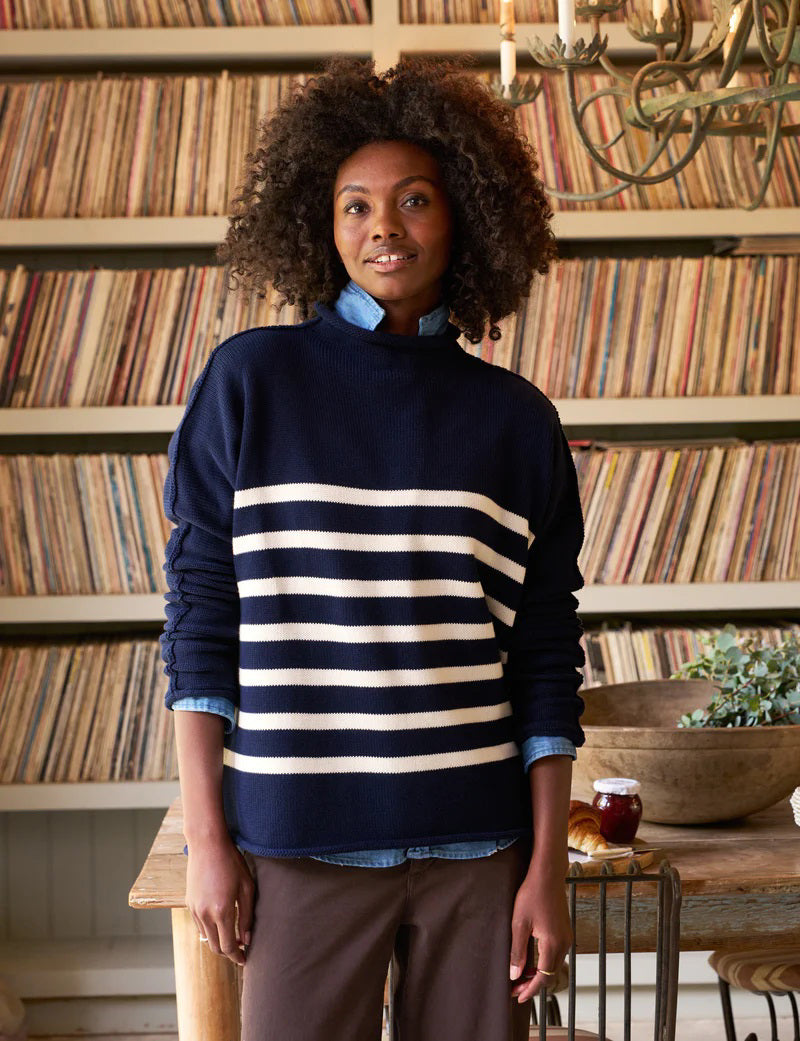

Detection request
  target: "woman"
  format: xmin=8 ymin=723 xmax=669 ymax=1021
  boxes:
xmin=161 ymin=53 xmax=587 ymax=1041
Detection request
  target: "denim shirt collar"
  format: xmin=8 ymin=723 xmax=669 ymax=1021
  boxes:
xmin=333 ymin=278 xmax=451 ymax=337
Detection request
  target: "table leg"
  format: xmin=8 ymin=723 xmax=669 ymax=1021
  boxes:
xmin=171 ymin=907 xmax=241 ymax=1041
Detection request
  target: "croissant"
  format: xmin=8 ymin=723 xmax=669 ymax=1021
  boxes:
xmin=568 ymin=800 xmax=612 ymax=855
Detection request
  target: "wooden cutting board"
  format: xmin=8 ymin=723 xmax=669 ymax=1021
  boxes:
xmin=568 ymin=838 xmax=659 ymax=873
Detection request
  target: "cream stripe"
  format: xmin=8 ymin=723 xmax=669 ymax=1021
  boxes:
xmin=233 ymin=482 xmax=528 ymax=538
xmin=223 ymin=741 xmax=520 ymax=774
xmin=485 ymin=594 xmax=516 ymax=628
xmin=238 ymin=576 xmax=482 ymax=599
xmin=235 ymin=578 xmax=518 ymax=624
xmin=238 ymin=663 xmax=503 ymax=687
xmin=238 ymin=621 xmax=496 ymax=642
xmin=237 ymin=702 xmax=513 ymax=731
xmin=232 ymin=530 xmax=525 ymax=582
xmin=237 ymin=578 xmax=517 ymax=630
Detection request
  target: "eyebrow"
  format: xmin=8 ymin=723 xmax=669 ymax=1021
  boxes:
xmin=335 ymin=174 xmax=438 ymax=200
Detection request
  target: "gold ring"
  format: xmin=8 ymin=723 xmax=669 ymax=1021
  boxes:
xmin=537 ymin=968 xmax=556 ymax=976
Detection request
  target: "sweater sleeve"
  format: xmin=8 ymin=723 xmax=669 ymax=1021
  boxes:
xmin=504 ymin=412 xmax=587 ymax=748
xmin=160 ymin=345 xmax=242 ymax=712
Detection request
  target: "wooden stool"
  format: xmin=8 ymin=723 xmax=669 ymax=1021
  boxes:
xmin=709 ymin=947 xmax=800 ymax=1041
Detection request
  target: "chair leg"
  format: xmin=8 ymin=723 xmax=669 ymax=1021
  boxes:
xmin=788 ymin=991 xmax=800 ymax=1041
xmin=765 ymin=993 xmax=779 ymax=1041
xmin=718 ymin=978 xmax=739 ymax=1041
xmin=546 ymin=994 xmax=562 ymax=1027
xmin=528 ymin=993 xmax=562 ymax=1028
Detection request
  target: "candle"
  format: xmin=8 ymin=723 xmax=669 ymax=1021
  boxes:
xmin=558 ymin=0 xmax=576 ymax=55
xmin=500 ymin=0 xmax=516 ymax=93
xmin=652 ymin=0 xmax=668 ymax=28
xmin=724 ymin=4 xmax=743 ymax=87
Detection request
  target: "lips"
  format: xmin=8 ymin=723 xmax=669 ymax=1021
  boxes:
xmin=365 ymin=247 xmax=417 ymax=263
xmin=366 ymin=254 xmax=418 ymax=272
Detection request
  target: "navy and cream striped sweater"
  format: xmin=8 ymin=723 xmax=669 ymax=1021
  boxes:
xmin=160 ymin=296 xmax=587 ymax=857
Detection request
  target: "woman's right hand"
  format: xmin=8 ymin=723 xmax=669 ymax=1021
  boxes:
xmin=186 ymin=835 xmax=255 ymax=966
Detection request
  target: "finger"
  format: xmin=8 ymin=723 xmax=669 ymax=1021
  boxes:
xmin=189 ymin=909 xmax=207 ymax=942
xmin=510 ymin=935 xmax=536 ymax=992
xmin=200 ymin=916 xmax=223 ymax=957
xmin=514 ymin=967 xmax=557 ymax=1003
xmin=509 ymin=918 xmax=532 ymax=981
xmin=513 ymin=946 xmax=563 ymax=1003
xmin=217 ymin=907 xmax=245 ymax=967
xmin=237 ymin=878 xmax=255 ymax=948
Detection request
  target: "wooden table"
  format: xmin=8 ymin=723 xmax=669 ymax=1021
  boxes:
xmin=129 ymin=795 xmax=800 ymax=1041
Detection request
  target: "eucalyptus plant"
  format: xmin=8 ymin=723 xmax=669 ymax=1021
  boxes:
xmin=672 ymin=623 xmax=800 ymax=728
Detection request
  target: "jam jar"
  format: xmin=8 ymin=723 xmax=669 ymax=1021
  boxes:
xmin=592 ymin=778 xmax=643 ymax=844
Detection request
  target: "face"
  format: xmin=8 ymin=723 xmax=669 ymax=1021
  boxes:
xmin=332 ymin=140 xmax=454 ymax=326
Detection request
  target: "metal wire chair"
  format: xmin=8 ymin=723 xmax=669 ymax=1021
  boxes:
xmin=531 ymin=858 xmax=682 ymax=1041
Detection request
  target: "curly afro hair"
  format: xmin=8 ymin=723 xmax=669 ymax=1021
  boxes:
xmin=215 ymin=53 xmax=558 ymax=344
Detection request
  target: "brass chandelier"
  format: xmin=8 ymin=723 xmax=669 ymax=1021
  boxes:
xmin=488 ymin=0 xmax=800 ymax=208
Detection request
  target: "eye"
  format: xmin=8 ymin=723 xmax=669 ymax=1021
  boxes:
xmin=342 ymin=194 xmax=428 ymax=215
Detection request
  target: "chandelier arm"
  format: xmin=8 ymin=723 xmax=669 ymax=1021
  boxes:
xmin=588 ymin=14 xmax=637 ymax=84
xmin=590 ymin=12 xmax=688 ymax=86
xmin=719 ymin=2 xmax=756 ymax=82
xmin=753 ymin=0 xmax=799 ymax=67
xmin=541 ymin=129 xmax=679 ymax=197
xmin=611 ymin=41 xmax=728 ymax=120
xmin=728 ymin=99 xmax=784 ymax=207
xmin=565 ymin=68 xmax=709 ymax=184
xmin=576 ymin=86 xmax=633 ymax=147
xmin=673 ymin=9 xmax=735 ymax=68
xmin=594 ymin=42 xmax=695 ymax=88
xmin=541 ymin=179 xmax=632 ymax=200
xmin=597 ymin=52 xmax=635 ymax=83
xmin=633 ymin=61 xmax=708 ymax=132
xmin=630 ymin=62 xmax=696 ymax=131
xmin=672 ymin=0 xmax=696 ymax=61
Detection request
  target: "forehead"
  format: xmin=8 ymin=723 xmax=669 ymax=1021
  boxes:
xmin=334 ymin=140 xmax=441 ymax=186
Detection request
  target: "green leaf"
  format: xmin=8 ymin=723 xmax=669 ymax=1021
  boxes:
xmin=717 ymin=631 xmax=737 ymax=651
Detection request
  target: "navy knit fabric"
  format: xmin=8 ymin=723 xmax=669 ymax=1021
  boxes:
xmin=160 ymin=300 xmax=587 ymax=858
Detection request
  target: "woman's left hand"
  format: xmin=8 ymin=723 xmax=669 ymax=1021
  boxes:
xmin=509 ymin=868 xmax=573 ymax=1003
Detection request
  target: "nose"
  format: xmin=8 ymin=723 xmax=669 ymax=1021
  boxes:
xmin=370 ymin=202 xmax=404 ymax=241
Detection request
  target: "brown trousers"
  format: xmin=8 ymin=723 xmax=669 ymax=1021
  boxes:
xmin=240 ymin=839 xmax=534 ymax=1041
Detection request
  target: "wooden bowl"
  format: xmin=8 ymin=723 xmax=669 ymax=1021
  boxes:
xmin=573 ymin=679 xmax=800 ymax=824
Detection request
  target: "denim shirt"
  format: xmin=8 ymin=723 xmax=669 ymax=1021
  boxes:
xmin=172 ymin=278 xmax=576 ymax=866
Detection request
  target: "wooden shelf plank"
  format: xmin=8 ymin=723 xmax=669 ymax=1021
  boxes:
xmin=0 ymin=22 xmax=750 ymax=64
xmin=1 ymin=396 xmax=798 ymax=435
xmin=0 ymin=593 xmax=167 ymax=623
xmin=0 ymin=404 xmax=185 ymax=434
xmin=0 ymin=24 xmax=373 ymax=64
xmin=554 ymin=395 xmax=800 ymax=424
xmin=552 ymin=208 xmax=800 ymax=239
xmin=0 ymin=215 xmax=224 ymax=248
xmin=5 ymin=209 xmax=800 ymax=248
xmin=577 ymin=581 xmax=800 ymax=614
xmin=0 ymin=583 xmax=797 ymax=623
xmin=396 ymin=20 xmax=721 ymax=55
xmin=0 ymin=781 xmax=179 ymax=811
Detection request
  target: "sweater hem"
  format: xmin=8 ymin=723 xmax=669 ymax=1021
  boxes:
xmin=230 ymin=826 xmax=532 ymax=859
